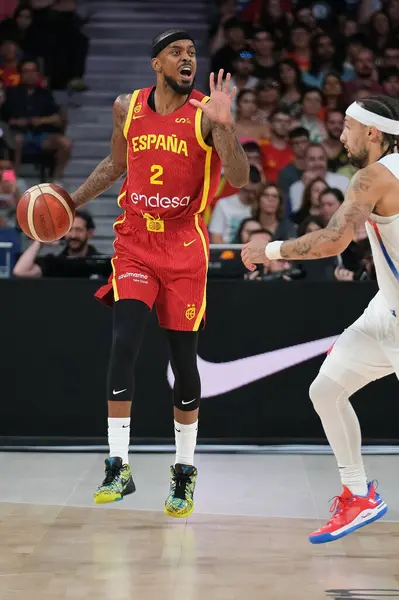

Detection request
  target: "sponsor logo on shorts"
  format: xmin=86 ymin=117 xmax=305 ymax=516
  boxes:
xmin=131 ymin=192 xmax=190 ymax=208
xmin=118 ymin=272 xmax=148 ymax=283
xmin=185 ymin=303 xmax=196 ymax=320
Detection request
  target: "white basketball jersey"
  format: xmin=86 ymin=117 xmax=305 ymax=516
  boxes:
xmin=366 ymin=154 xmax=399 ymax=315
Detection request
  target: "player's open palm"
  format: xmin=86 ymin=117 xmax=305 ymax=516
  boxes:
xmin=189 ymin=69 xmax=236 ymax=126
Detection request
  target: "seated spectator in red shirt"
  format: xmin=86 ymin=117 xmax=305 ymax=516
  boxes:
xmin=0 ymin=40 xmax=21 ymax=87
xmin=283 ymin=23 xmax=311 ymax=72
xmin=2 ymin=59 xmax=72 ymax=182
xmin=261 ymin=108 xmax=294 ymax=183
xmin=345 ymin=48 xmax=383 ymax=103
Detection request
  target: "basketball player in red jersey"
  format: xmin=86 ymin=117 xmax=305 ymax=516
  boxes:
xmin=70 ymin=29 xmax=249 ymax=517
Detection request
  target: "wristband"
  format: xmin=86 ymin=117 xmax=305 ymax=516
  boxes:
xmin=265 ymin=240 xmax=283 ymax=260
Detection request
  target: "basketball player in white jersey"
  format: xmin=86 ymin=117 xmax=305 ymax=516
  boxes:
xmin=242 ymin=95 xmax=399 ymax=544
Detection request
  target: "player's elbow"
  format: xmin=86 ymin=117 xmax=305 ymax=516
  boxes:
xmin=225 ymin=166 xmax=249 ymax=188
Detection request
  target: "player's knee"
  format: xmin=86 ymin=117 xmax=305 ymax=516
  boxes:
xmin=309 ymin=372 xmax=348 ymax=413
xmin=174 ymin=395 xmax=200 ymax=412
xmin=57 ymin=135 xmax=72 ymax=153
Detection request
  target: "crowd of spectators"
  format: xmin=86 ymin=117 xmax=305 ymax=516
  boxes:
xmin=206 ymin=0 xmax=399 ymax=281
xmin=0 ymin=1 xmax=89 ymax=232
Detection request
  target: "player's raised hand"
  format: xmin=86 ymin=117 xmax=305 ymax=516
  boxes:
xmin=189 ymin=70 xmax=236 ymax=126
xmin=241 ymin=238 xmax=270 ymax=272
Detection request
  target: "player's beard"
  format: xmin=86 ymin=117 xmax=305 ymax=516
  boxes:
xmin=165 ymin=74 xmax=195 ymax=96
xmin=348 ymin=147 xmax=369 ymax=168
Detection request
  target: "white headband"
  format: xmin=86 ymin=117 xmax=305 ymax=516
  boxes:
xmin=346 ymin=102 xmax=399 ymax=135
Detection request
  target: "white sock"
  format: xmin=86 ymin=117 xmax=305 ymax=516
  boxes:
xmin=339 ymin=464 xmax=368 ymax=496
xmin=174 ymin=420 xmax=198 ymax=466
xmin=310 ymin=373 xmax=368 ymax=497
xmin=108 ymin=417 xmax=130 ymax=465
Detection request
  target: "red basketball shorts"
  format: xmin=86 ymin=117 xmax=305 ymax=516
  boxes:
xmin=95 ymin=213 xmax=209 ymax=331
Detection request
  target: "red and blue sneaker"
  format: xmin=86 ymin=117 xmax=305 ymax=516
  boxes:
xmin=309 ymin=481 xmax=387 ymax=544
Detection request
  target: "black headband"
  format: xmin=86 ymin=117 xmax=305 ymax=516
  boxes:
xmin=151 ymin=29 xmax=195 ymax=58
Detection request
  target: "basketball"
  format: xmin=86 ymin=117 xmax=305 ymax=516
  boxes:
xmin=17 ymin=183 xmax=76 ymax=242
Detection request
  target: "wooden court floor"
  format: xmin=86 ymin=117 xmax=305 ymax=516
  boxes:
xmin=0 ymin=502 xmax=398 ymax=600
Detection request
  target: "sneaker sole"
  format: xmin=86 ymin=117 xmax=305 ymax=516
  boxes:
xmin=93 ymin=478 xmax=136 ymax=505
xmin=163 ymin=504 xmax=195 ymax=519
xmin=309 ymin=502 xmax=388 ymax=544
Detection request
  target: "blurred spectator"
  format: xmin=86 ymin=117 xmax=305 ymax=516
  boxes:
xmin=233 ymin=216 xmax=263 ymax=243
xmin=386 ymin=0 xmax=399 ymax=31
xmin=209 ymin=0 xmax=239 ymax=55
xmin=235 ymin=89 xmax=269 ymax=142
xmin=303 ymin=32 xmax=354 ymax=88
xmin=0 ymin=6 xmax=40 ymax=58
xmin=0 ymin=40 xmax=21 ymax=87
xmin=319 ymin=186 xmax=361 ymax=272
xmin=254 ymin=79 xmax=281 ymax=124
xmin=383 ymin=40 xmax=399 ymax=69
xmin=251 ymin=27 xmax=278 ymax=79
xmin=322 ymin=110 xmax=349 ymax=172
xmin=284 ymin=23 xmax=311 ymax=72
xmin=0 ymin=0 xmax=18 ymax=23
xmin=322 ymin=72 xmax=346 ymax=112
xmin=209 ymin=165 xmax=262 ymax=243
xmin=34 ymin=0 xmax=89 ymax=91
xmin=345 ymin=33 xmax=369 ymax=70
xmin=13 ymin=210 xmax=99 ymax=278
xmin=381 ymin=67 xmax=399 ymax=97
xmin=253 ymin=0 xmax=292 ymax=46
xmin=277 ymin=126 xmax=310 ymax=202
xmin=289 ymin=143 xmax=349 ymax=213
xmin=211 ymin=18 xmax=247 ymax=74
xmin=261 ymin=107 xmax=294 ymax=183
xmin=0 ymin=147 xmax=19 ymax=227
xmin=345 ymin=48 xmax=383 ymax=102
xmin=2 ymin=59 xmax=72 ymax=181
xmin=205 ymin=141 xmax=266 ymax=225
xmin=297 ymin=214 xmax=325 ymax=236
xmin=294 ymin=5 xmax=319 ymax=33
xmin=368 ymin=10 xmax=392 ymax=55
xmin=230 ymin=49 xmax=259 ymax=116
xmin=254 ymin=183 xmax=297 ymax=240
xmin=0 ymin=80 xmax=16 ymax=156
xmin=319 ymin=187 xmax=345 ymax=226
xmin=340 ymin=15 xmax=359 ymax=38
xmin=300 ymin=88 xmax=327 ymax=142
xmin=293 ymin=176 xmax=327 ymax=225
xmin=279 ymin=59 xmax=307 ymax=117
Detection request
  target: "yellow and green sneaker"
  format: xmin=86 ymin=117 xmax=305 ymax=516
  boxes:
xmin=94 ymin=457 xmax=135 ymax=504
xmin=164 ymin=464 xmax=197 ymax=518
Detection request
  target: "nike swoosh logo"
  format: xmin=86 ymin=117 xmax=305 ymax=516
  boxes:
xmin=132 ymin=115 xmax=144 ymax=120
xmin=184 ymin=239 xmax=196 ymax=247
xmin=181 ymin=398 xmax=196 ymax=405
xmin=167 ymin=336 xmax=337 ymax=398
xmin=113 ymin=388 xmax=127 ymax=395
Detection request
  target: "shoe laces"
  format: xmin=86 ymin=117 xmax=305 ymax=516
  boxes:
xmin=172 ymin=471 xmax=192 ymax=500
xmin=329 ymin=493 xmax=353 ymax=516
xmin=102 ymin=463 xmax=121 ymax=486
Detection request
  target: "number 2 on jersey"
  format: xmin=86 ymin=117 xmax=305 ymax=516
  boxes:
xmin=150 ymin=164 xmax=163 ymax=185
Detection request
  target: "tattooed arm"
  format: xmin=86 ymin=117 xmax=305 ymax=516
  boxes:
xmin=71 ymin=95 xmax=129 ymax=208
xmin=242 ymin=164 xmax=385 ymax=270
xmin=210 ymin=121 xmax=249 ymax=188
xmin=279 ymin=166 xmax=379 ymax=260
xmin=192 ymin=70 xmax=249 ymax=189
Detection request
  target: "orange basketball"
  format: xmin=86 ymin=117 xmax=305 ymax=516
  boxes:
xmin=17 ymin=183 xmax=75 ymax=242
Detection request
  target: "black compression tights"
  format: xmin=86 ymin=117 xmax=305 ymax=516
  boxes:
xmin=106 ymin=299 xmax=200 ymax=404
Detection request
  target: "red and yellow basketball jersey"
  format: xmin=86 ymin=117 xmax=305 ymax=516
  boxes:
xmin=118 ymin=87 xmax=222 ymax=221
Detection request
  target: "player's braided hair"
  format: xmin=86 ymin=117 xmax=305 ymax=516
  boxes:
xmin=358 ymin=95 xmax=399 ymax=156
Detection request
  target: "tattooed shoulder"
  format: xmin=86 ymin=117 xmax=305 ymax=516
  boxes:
xmin=350 ymin=164 xmax=379 ymax=194
xmin=113 ymin=94 xmax=131 ymax=128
